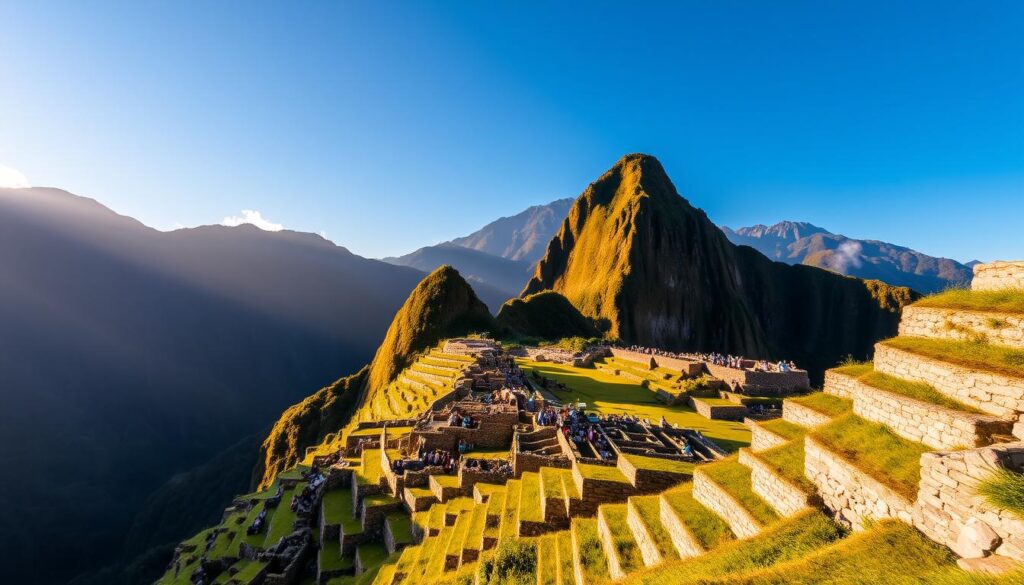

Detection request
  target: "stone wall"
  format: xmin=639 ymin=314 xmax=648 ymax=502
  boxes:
xmin=610 ymin=348 xmax=702 ymax=376
xmin=658 ymin=496 xmax=704 ymax=558
xmin=692 ymin=470 xmax=762 ymax=538
xmin=571 ymin=464 xmax=636 ymax=516
xmin=739 ymin=448 xmax=811 ymax=517
xmin=972 ymin=261 xmax=1024 ymax=291
xmin=692 ymin=397 xmax=748 ymax=421
xmin=514 ymin=345 xmax=608 ymax=366
xmin=804 ymin=437 xmax=914 ymax=530
xmin=783 ymin=401 xmax=832 ymax=428
xmin=705 ymin=363 xmax=810 ymax=394
xmin=914 ymin=442 xmax=1024 ymax=562
xmin=874 ymin=343 xmax=1024 ymax=418
xmin=616 ymin=454 xmax=692 ymax=492
xmin=745 ymin=419 xmax=790 ymax=452
xmin=900 ymin=305 xmax=1024 ymax=349
xmin=626 ymin=501 xmax=662 ymax=566
xmin=825 ymin=371 xmax=1013 ymax=450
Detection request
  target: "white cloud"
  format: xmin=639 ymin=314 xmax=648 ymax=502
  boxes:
xmin=0 ymin=163 xmax=31 ymax=188
xmin=832 ymin=240 xmax=864 ymax=272
xmin=222 ymin=209 xmax=284 ymax=231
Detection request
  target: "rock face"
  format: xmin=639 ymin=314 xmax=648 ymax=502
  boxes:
xmin=448 ymin=198 xmax=575 ymax=264
xmin=496 ymin=291 xmax=599 ymax=340
xmin=722 ymin=221 xmax=970 ymax=294
xmin=255 ymin=266 xmax=496 ymax=487
xmin=524 ymin=154 xmax=918 ymax=379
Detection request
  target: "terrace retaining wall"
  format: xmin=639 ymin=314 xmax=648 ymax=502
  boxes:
xmin=692 ymin=397 xmax=748 ymax=421
xmin=745 ymin=419 xmax=791 ymax=452
xmin=804 ymin=436 xmax=914 ymax=530
xmin=783 ymin=401 xmax=832 ymax=428
xmin=873 ymin=343 xmax=1024 ymax=418
xmin=739 ymin=448 xmax=811 ymax=517
xmin=900 ymin=305 xmax=1024 ymax=349
xmin=914 ymin=442 xmax=1024 ymax=561
xmin=658 ymin=497 xmax=705 ymax=559
xmin=972 ymin=261 xmax=1024 ymax=291
xmin=692 ymin=470 xmax=762 ymax=538
xmin=825 ymin=371 xmax=1013 ymax=450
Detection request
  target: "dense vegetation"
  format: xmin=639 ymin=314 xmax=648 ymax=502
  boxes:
xmin=495 ymin=290 xmax=600 ymax=339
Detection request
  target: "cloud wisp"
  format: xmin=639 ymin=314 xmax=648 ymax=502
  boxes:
xmin=222 ymin=209 xmax=284 ymax=231
xmin=0 ymin=164 xmax=31 ymax=188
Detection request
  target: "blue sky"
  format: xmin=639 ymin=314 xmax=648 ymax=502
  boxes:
xmin=2 ymin=2 xmax=1022 ymax=261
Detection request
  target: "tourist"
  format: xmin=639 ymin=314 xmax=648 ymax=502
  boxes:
xmin=660 ymin=415 xmax=669 ymax=428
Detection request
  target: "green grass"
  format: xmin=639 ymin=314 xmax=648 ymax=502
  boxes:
xmin=356 ymin=449 xmax=384 ymax=486
xmin=537 ymin=533 xmax=559 ymax=585
xmin=232 ymin=559 xmax=268 ymax=584
xmin=811 ymin=413 xmax=929 ymax=500
xmin=577 ymin=462 xmax=631 ymax=484
xmin=883 ymin=336 xmax=1024 ymax=379
xmin=519 ymin=472 xmax=544 ymax=523
xmin=834 ymin=363 xmax=985 ymax=413
xmin=915 ymin=288 xmax=1024 ymax=315
xmin=660 ymin=485 xmax=734 ymax=550
xmin=540 ymin=467 xmax=568 ymax=500
xmin=978 ymin=469 xmax=1024 ymax=519
xmin=630 ymin=496 xmax=679 ymax=561
xmin=556 ymin=531 xmax=575 ymax=585
xmin=756 ymin=419 xmax=806 ymax=442
xmin=620 ymin=453 xmax=695 ymax=476
xmin=498 ymin=480 xmax=522 ymax=543
xmin=463 ymin=505 xmax=488 ymax=552
xmin=319 ymin=541 xmax=355 ymax=572
xmin=386 ymin=514 xmax=413 ymax=545
xmin=700 ymin=460 xmax=780 ymax=526
xmin=519 ymin=360 xmax=751 ymax=452
xmin=788 ymin=392 xmax=852 ymax=417
xmin=445 ymin=512 xmax=472 ymax=558
xmin=696 ymin=396 xmax=738 ymax=406
xmin=264 ymin=486 xmax=302 ymax=544
xmin=619 ymin=510 xmax=843 ymax=585
xmin=753 ymin=442 xmax=814 ymax=491
xmin=601 ymin=504 xmax=644 ymax=573
xmin=322 ymin=488 xmax=362 ymax=535
xmin=573 ymin=518 xmax=610 ymax=583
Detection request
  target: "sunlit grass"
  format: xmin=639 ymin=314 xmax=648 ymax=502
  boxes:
xmin=883 ymin=337 xmax=1024 ymax=379
xmin=914 ymin=288 xmax=1024 ymax=314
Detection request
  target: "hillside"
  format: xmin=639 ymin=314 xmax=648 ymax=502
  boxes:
xmin=722 ymin=221 xmax=970 ymax=293
xmin=448 ymin=198 xmax=574 ymax=263
xmin=523 ymin=154 xmax=917 ymax=378
xmin=0 ymin=187 xmax=426 ymax=585
xmin=255 ymin=266 xmax=496 ymax=487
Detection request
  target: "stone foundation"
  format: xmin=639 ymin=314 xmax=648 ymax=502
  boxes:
xmin=692 ymin=470 xmax=762 ymax=538
xmin=900 ymin=305 xmax=1024 ymax=349
xmin=972 ymin=261 xmax=1024 ymax=291
xmin=804 ymin=436 xmax=914 ymax=530
xmin=914 ymin=442 xmax=1024 ymax=562
xmin=692 ymin=397 xmax=748 ymax=421
xmin=874 ymin=343 xmax=1024 ymax=418
xmin=825 ymin=371 xmax=1013 ymax=450
xmin=783 ymin=400 xmax=832 ymax=428
xmin=739 ymin=448 xmax=812 ymax=517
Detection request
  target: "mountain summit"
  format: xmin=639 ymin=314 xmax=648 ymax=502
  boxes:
xmin=524 ymin=154 xmax=918 ymax=377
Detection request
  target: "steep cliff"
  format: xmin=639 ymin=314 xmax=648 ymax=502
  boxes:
xmin=254 ymin=265 xmax=496 ymax=487
xmin=524 ymin=154 xmax=918 ymax=379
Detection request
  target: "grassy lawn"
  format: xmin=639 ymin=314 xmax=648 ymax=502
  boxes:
xmin=914 ymin=288 xmax=1024 ymax=315
xmin=540 ymin=467 xmax=569 ymax=500
xmin=788 ymin=392 xmax=852 ymax=417
xmin=232 ymin=559 xmax=268 ymax=584
xmin=574 ymin=518 xmax=611 ymax=583
xmin=619 ymin=510 xmax=843 ymax=585
xmin=621 ymin=453 xmax=695 ymax=476
xmin=577 ymin=462 xmax=631 ymax=484
xmin=520 ymin=360 xmax=751 ymax=452
xmin=700 ymin=460 xmax=780 ymax=526
xmin=883 ymin=336 xmax=1024 ymax=379
xmin=661 ymin=484 xmax=734 ymax=550
xmin=386 ymin=514 xmax=413 ymax=545
xmin=322 ymin=488 xmax=362 ymax=535
xmin=978 ymin=469 xmax=1024 ymax=519
xmin=556 ymin=531 xmax=576 ymax=585
xmin=264 ymin=486 xmax=302 ymax=545
xmin=756 ymin=419 xmax=806 ymax=442
xmin=601 ymin=504 xmax=644 ymax=573
xmin=835 ymin=364 xmax=984 ymax=414
xmin=811 ymin=413 xmax=929 ymax=501
xmin=754 ymin=442 xmax=814 ymax=491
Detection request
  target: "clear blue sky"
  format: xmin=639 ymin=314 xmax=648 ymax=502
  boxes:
xmin=2 ymin=2 xmax=1022 ymax=261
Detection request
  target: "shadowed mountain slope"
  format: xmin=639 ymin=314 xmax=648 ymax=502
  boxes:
xmin=722 ymin=222 xmax=970 ymax=293
xmin=523 ymin=154 xmax=918 ymax=379
xmin=255 ymin=265 xmax=497 ymax=487
xmin=496 ymin=290 xmax=600 ymax=340
xmin=448 ymin=198 xmax=574 ymax=263
xmin=0 ymin=187 xmax=425 ymax=585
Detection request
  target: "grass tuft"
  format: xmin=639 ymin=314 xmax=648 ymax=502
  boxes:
xmin=914 ymin=288 xmax=1024 ymax=315
xmin=883 ymin=336 xmax=1024 ymax=380
xmin=788 ymin=393 xmax=852 ymax=417
xmin=978 ymin=468 xmax=1024 ymax=519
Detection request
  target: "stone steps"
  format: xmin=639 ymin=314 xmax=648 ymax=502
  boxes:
xmin=899 ymin=305 xmax=1024 ymax=349
xmin=428 ymin=473 xmax=464 ymax=503
xmin=874 ymin=340 xmax=1024 ymax=418
xmin=540 ymin=467 xmax=572 ymax=528
xmin=824 ymin=369 xmax=1014 ymax=449
xmin=442 ymin=511 xmax=472 ymax=571
xmin=411 ymin=360 xmax=460 ymax=379
xmin=659 ymin=483 xmax=734 ymax=558
xmin=404 ymin=368 xmax=449 ymax=389
xmin=692 ymin=460 xmax=778 ymax=538
xmin=459 ymin=505 xmax=488 ymax=563
xmin=596 ymin=503 xmax=644 ymax=579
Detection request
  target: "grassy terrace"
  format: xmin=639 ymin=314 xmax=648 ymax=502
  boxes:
xmin=882 ymin=336 xmax=1024 ymax=380
xmin=577 ymin=462 xmax=631 ymax=483
xmin=601 ymin=504 xmax=644 ymax=573
xmin=787 ymin=392 xmax=852 ymax=417
xmin=630 ymin=496 xmax=679 ymax=561
xmin=319 ymin=542 xmax=354 ymax=572
xmin=756 ymin=419 xmax=806 ymax=442
xmin=573 ymin=518 xmax=611 ymax=583
xmin=661 ymin=484 xmax=734 ymax=550
xmin=322 ymin=488 xmax=362 ymax=535
xmin=386 ymin=514 xmax=413 ymax=545
xmin=621 ymin=452 xmax=696 ymax=476
xmin=811 ymin=413 xmax=929 ymax=500
xmin=833 ymin=363 xmax=985 ymax=414
xmin=914 ymin=288 xmax=1024 ymax=314
xmin=701 ymin=459 xmax=779 ymax=526
xmin=463 ymin=506 xmax=487 ymax=551
xmin=356 ymin=449 xmax=383 ymax=486
xmin=556 ymin=531 xmax=575 ymax=584
xmin=520 ymin=360 xmax=751 ymax=452
xmin=519 ymin=472 xmax=544 ymax=523
xmin=754 ymin=442 xmax=814 ymax=492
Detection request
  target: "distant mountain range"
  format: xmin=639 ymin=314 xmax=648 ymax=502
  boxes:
xmin=0 ymin=187 xmax=428 ymax=585
xmin=721 ymin=221 xmax=971 ymax=293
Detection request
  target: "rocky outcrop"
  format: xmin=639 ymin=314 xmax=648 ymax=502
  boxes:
xmin=496 ymin=291 xmax=599 ymax=340
xmin=523 ymin=154 xmax=917 ymax=380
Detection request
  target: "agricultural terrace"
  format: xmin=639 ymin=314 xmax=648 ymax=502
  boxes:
xmin=517 ymin=359 xmax=751 ymax=452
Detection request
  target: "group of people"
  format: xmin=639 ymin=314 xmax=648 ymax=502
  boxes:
xmin=463 ymin=457 xmax=512 ymax=474
xmin=418 ymin=446 xmax=458 ymax=472
xmin=447 ymin=408 xmax=475 ymax=428
xmin=620 ymin=345 xmax=798 ymax=373
xmin=534 ymin=406 xmax=559 ymax=426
